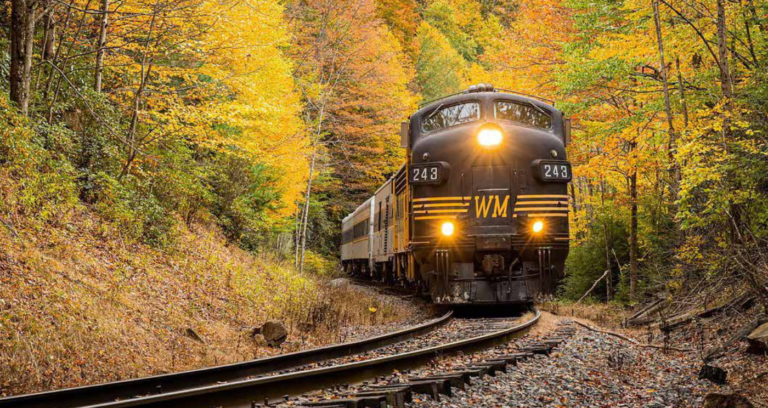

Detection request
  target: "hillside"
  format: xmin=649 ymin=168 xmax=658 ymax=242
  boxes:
xmin=0 ymin=207 xmax=418 ymax=396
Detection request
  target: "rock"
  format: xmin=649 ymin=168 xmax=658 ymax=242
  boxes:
xmin=746 ymin=322 xmax=768 ymax=354
xmin=703 ymin=393 xmax=754 ymax=408
xmin=329 ymin=278 xmax=350 ymax=288
xmin=261 ymin=321 xmax=288 ymax=347
xmin=698 ymin=364 xmax=727 ymax=385
xmin=185 ymin=328 xmax=204 ymax=343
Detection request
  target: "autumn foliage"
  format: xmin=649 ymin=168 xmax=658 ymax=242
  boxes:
xmin=1 ymin=0 xmax=768 ymax=394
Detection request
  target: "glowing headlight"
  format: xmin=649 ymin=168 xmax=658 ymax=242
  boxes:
xmin=532 ymin=220 xmax=544 ymax=233
xmin=477 ymin=128 xmax=503 ymax=147
xmin=441 ymin=221 xmax=455 ymax=237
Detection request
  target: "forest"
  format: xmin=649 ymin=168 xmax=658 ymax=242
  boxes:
xmin=3 ymin=0 xmax=767 ymax=298
xmin=1 ymin=0 xmax=768 ymax=397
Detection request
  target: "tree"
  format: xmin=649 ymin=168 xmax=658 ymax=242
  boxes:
xmin=415 ymin=22 xmax=465 ymax=101
xmin=286 ymin=0 xmax=415 ymax=270
xmin=9 ymin=0 xmax=36 ymax=115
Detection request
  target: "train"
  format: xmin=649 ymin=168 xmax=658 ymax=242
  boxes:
xmin=341 ymin=84 xmax=572 ymax=305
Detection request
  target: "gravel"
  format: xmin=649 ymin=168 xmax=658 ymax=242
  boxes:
xmin=274 ymin=313 xmax=733 ymax=408
xmin=255 ymin=317 xmax=523 ymax=380
xmin=404 ymin=320 xmax=728 ymax=408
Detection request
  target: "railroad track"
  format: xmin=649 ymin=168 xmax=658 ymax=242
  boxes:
xmin=0 ymin=312 xmax=452 ymax=408
xmin=2 ymin=309 xmax=551 ymax=408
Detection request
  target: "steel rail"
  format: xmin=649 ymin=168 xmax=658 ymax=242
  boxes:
xmin=78 ymin=309 xmax=540 ymax=408
xmin=0 ymin=312 xmax=453 ymax=408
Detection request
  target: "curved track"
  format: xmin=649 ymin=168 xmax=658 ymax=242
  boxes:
xmin=0 ymin=312 xmax=453 ymax=408
xmin=69 ymin=309 xmax=538 ymax=408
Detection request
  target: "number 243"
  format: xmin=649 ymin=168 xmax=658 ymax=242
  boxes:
xmin=413 ymin=167 xmax=438 ymax=181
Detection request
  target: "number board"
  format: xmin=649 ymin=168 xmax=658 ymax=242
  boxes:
xmin=533 ymin=160 xmax=572 ymax=182
xmin=410 ymin=163 xmax=445 ymax=185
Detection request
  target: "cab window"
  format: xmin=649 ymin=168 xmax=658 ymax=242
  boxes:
xmin=494 ymin=100 xmax=552 ymax=129
xmin=422 ymin=102 xmax=480 ymax=132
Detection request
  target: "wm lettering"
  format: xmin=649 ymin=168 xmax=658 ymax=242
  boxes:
xmin=474 ymin=195 xmax=510 ymax=218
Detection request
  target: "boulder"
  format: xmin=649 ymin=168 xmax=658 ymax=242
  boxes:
xmin=260 ymin=321 xmax=288 ymax=347
xmin=703 ymin=393 xmax=754 ymax=408
xmin=698 ymin=364 xmax=727 ymax=385
xmin=329 ymin=278 xmax=351 ymax=288
xmin=185 ymin=328 xmax=204 ymax=343
xmin=746 ymin=322 xmax=768 ymax=354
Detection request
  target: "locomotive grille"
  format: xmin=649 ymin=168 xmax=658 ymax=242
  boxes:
xmin=413 ymin=196 xmax=470 ymax=221
xmin=512 ymin=195 xmax=570 ymax=218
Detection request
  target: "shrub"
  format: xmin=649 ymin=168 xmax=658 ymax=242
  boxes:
xmin=0 ymin=95 xmax=79 ymax=226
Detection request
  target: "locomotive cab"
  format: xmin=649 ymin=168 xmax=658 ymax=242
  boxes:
xmin=405 ymin=85 xmax=572 ymax=304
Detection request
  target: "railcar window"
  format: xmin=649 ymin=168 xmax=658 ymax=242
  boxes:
xmin=422 ymin=102 xmax=480 ymax=132
xmin=494 ymin=100 xmax=552 ymax=129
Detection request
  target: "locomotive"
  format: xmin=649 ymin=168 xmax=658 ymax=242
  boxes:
xmin=341 ymin=84 xmax=572 ymax=305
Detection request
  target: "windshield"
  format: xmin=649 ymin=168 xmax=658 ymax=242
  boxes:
xmin=494 ymin=100 xmax=552 ymax=129
xmin=422 ymin=102 xmax=480 ymax=132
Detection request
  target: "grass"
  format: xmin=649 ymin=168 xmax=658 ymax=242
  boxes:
xmin=0 ymin=207 xmax=417 ymax=396
xmin=537 ymin=298 xmax=629 ymax=328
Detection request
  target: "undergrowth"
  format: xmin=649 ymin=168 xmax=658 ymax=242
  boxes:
xmin=0 ymin=212 xmax=416 ymax=395
xmin=0 ymin=98 xmax=417 ymax=396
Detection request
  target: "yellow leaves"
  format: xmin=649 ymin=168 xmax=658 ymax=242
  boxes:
xmin=103 ymin=0 xmax=309 ymax=218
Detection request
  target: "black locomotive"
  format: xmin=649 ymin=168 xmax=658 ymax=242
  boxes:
xmin=341 ymin=84 xmax=572 ymax=305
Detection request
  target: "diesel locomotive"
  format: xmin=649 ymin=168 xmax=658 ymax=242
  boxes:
xmin=341 ymin=84 xmax=572 ymax=305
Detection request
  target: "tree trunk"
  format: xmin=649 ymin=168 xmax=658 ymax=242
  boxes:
xmin=42 ymin=2 xmax=55 ymax=61
xmin=716 ymin=0 xmax=743 ymax=243
xmin=629 ymin=167 xmax=639 ymax=302
xmin=120 ymin=11 xmax=156 ymax=179
xmin=717 ymin=0 xmax=734 ymax=104
xmin=10 ymin=0 xmax=26 ymax=109
xmin=675 ymin=57 xmax=689 ymax=128
xmin=10 ymin=0 xmax=36 ymax=115
xmin=294 ymin=205 xmax=301 ymax=267
xmin=600 ymin=177 xmax=612 ymax=301
xmin=652 ymin=0 xmax=680 ymax=191
xmin=298 ymin=144 xmax=317 ymax=274
xmin=94 ymin=0 xmax=109 ymax=92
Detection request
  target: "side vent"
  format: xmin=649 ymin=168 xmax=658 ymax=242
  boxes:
xmin=400 ymin=121 xmax=410 ymax=148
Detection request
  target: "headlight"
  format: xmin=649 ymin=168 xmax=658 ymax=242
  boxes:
xmin=477 ymin=127 xmax=503 ymax=147
xmin=441 ymin=221 xmax=455 ymax=237
xmin=532 ymin=220 xmax=544 ymax=233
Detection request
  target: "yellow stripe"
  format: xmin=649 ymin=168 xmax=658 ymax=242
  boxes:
xmin=517 ymin=195 xmax=570 ymax=199
xmin=414 ymin=209 xmax=468 ymax=214
xmin=514 ymin=207 xmax=569 ymax=212
xmin=555 ymin=237 xmax=571 ymax=241
xmin=515 ymin=201 xmax=567 ymax=205
xmin=414 ymin=215 xmax=457 ymax=220
xmin=420 ymin=203 xmax=471 ymax=207
xmin=413 ymin=196 xmax=471 ymax=202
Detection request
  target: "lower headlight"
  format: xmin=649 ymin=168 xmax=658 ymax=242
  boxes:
xmin=441 ymin=221 xmax=455 ymax=237
xmin=532 ymin=220 xmax=544 ymax=233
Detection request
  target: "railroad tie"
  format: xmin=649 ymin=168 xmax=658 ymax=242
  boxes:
xmin=493 ymin=352 xmax=534 ymax=364
xmin=300 ymin=395 xmax=388 ymax=408
xmin=408 ymin=379 xmax=452 ymax=399
xmin=520 ymin=343 xmax=554 ymax=355
xmin=474 ymin=359 xmax=508 ymax=373
xmin=408 ymin=372 xmax=471 ymax=390
xmin=542 ymin=338 xmax=565 ymax=347
xmin=454 ymin=365 xmax=491 ymax=377
xmin=347 ymin=388 xmax=412 ymax=408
